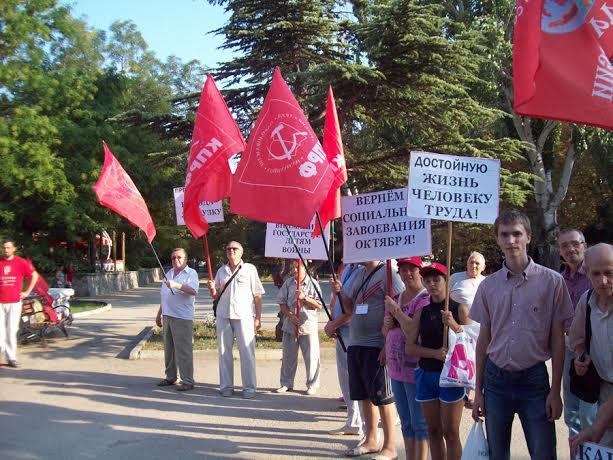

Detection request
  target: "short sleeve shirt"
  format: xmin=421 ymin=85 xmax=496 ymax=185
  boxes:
xmin=215 ymin=262 xmax=264 ymax=320
xmin=348 ymin=262 xmax=404 ymax=348
xmin=561 ymin=263 xmax=592 ymax=330
xmin=385 ymin=291 xmax=429 ymax=382
xmin=0 ymin=256 xmax=35 ymax=303
xmin=161 ymin=266 xmax=199 ymax=321
xmin=449 ymin=271 xmax=485 ymax=309
xmin=470 ymin=259 xmax=574 ymax=371
xmin=277 ymin=277 xmax=321 ymax=336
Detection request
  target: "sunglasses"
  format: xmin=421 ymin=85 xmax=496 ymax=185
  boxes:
xmin=171 ymin=256 xmax=184 ymax=260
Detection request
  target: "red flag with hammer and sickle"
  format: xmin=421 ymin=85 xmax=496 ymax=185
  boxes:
xmin=230 ymin=67 xmax=336 ymax=228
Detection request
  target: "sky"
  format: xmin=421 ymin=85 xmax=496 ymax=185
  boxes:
xmin=64 ymin=0 xmax=232 ymax=68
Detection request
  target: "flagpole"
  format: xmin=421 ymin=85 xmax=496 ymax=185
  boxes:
xmin=284 ymin=226 xmax=346 ymax=352
xmin=315 ymin=212 xmax=337 ymax=282
xmin=148 ymin=242 xmax=174 ymax=295
xmin=295 ymin=258 xmax=301 ymax=338
xmin=202 ymin=234 xmax=214 ymax=280
xmin=443 ymin=221 xmax=453 ymax=349
xmin=386 ymin=259 xmax=392 ymax=296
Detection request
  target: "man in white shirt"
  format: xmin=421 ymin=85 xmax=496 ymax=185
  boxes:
xmin=449 ymin=251 xmax=486 ymax=309
xmin=155 ymin=248 xmax=199 ymax=391
xmin=209 ymin=241 xmax=264 ymax=398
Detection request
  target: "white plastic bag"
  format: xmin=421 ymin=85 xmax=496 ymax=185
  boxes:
xmin=439 ymin=323 xmax=479 ymax=388
xmin=461 ymin=419 xmax=489 ymax=459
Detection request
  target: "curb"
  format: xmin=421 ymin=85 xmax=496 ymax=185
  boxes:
xmin=73 ymin=303 xmax=112 ymax=318
xmin=131 ymin=327 xmax=338 ymax=361
xmin=128 ymin=326 xmax=155 ymax=360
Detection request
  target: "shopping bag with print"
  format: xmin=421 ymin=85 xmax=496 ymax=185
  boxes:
xmin=461 ymin=419 xmax=489 ymax=459
xmin=439 ymin=323 xmax=478 ymax=388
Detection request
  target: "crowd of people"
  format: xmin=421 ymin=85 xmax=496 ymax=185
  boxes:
xmin=1 ymin=207 xmax=611 ymax=459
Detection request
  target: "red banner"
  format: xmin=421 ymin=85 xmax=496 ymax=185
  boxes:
xmin=514 ymin=0 xmax=613 ymax=130
xmin=230 ymin=67 xmax=336 ymax=228
xmin=184 ymin=74 xmax=246 ymax=238
xmin=93 ymin=142 xmax=156 ymax=243
xmin=313 ymin=86 xmax=347 ymax=237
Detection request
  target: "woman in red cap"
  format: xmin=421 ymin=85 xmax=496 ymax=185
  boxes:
xmin=405 ymin=262 xmax=471 ymax=460
xmin=384 ymin=257 xmax=430 ymax=460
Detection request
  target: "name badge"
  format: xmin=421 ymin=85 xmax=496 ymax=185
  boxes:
xmin=355 ymin=304 xmax=369 ymax=315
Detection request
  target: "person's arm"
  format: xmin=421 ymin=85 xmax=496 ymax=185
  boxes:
xmin=472 ymin=323 xmax=491 ymax=421
xmin=165 ymin=279 xmax=197 ymax=296
xmin=156 ymin=305 xmax=162 ymax=327
xmin=546 ymin=319 xmax=565 ymax=421
xmin=21 ymin=271 xmax=39 ymax=299
xmin=570 ymin=397 xmax=613 ymax=456
xmin=253 ymin=294 xmax=263 ymax=331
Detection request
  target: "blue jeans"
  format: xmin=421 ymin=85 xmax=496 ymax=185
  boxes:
xmin=563 ymin=346 xmax=597 ymax=437
xmin=483 ymin=359 xmax=556 ymax=460
xmin=391 ymin=379 xmax=428 ymax=440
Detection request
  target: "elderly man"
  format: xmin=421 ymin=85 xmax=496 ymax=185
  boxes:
xmin=471 ymin=209 xmax=574 ymax=459
xmin=209 ymin=241 xmax=264 ymax=399
xmin=570 ymin=243 xmax=613 ymax=448
xmin=276 ymin=260 xmax=322 ymax=395
xmin=0 ymin=240 xmax=39 ymax=368
xmin=449 ymin=251 xmax=486 ymax=309
xmin=155 ymin=248 xmax=199 ymax=391
xmin=558 ymin=228 xmax=598 ymax=445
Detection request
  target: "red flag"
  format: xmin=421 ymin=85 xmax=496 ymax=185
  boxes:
xmin=313 ymin=86 xmax=347 ymax=237
xmin=93 ymin=142 xmax=156 ymax=243
xmin=514 ymin=0 xmax=613 ymax=130
xmin=230 ymin=67 xmax=336 ymax=228
xmin=184 ymin=74 xmax=246 ymax=238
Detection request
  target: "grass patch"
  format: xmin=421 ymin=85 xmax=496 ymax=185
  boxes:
xmin=144 ymin=320 xmax=335 ymax=350
xmin=70 ymin=301 xmax=107 ymax=314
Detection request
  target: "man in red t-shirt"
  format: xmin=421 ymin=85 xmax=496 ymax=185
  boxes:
xmin=0 ymin=240 xmax=39 ymax=367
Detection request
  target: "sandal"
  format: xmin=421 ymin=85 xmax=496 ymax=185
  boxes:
xmin=344 ymin=445 xmax=381 ymax=457
xmin=157 ymin=378 xmax=176 ymax=387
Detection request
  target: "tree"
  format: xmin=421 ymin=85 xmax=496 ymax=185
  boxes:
xmin=440 ymin=0 xmax=612 ymax=268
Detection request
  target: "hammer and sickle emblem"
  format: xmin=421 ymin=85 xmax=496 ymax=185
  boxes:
xmin=269 ymin=123 xmax=308 ymax=161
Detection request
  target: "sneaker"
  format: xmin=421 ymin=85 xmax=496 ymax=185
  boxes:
xmin=220 ymin=389 xmax=233 ymax=397
xmin=7 ymin=360 xmax=18 ymax=368
xmin=275 ymin=386 xmax=291 ymax=393
xmin=306 ymin=387 xmax=317 ymax=395
xmin=329 ymin=425 xmax=362 ymax=436
xmin=242 ymin=391 xmax=256 ymax=399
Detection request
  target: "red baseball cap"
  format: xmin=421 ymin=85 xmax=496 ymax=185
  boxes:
xmin=396 ymin=257 xmax=423 ymax=268
xmin=420 ymin=261 xmax=448 ymax=277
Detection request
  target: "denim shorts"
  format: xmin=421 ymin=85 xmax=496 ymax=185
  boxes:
xmin=415 ymin=367 xmax=465 ymax=403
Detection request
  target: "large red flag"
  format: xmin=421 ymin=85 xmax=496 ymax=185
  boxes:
xmin=184 ymin=74 xmax=246 ymax=238
xmin=93 ymin=142 xmax=156 ymax=243
xmin=230 ymin=67 xmax=336 ymax=228
xmin=514 ymin=0 xmax=613 ymax=130
xmin=313 ymin=86 xmax=347 ymax=237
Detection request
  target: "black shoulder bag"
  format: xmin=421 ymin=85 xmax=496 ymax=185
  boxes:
xmin=569 ymin=289 xmax=601 ymax=403
xmin=212 ymin=265 xmax=242 ymax=317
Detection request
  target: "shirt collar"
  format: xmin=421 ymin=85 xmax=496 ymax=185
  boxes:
xmin=503 ymin=257 xmax=536 ymax=280
xmin=562 ymin=261 xmax=587 ymax=279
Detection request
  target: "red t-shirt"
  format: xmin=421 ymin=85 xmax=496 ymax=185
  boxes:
xmin=0 ymin=256 xmax=35 ymax=303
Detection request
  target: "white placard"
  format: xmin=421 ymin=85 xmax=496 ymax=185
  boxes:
xmin=407 ymin=151 xmax=500 ymax=224
xmin=265 ymin=218 xmax=330 ymax=260
xmin=342 ymin=188 xmax=431 ymax=264
xmin=574 ymin=442 xmax=613 ymax=459
xmin=173 ymin=187 xmax=224 ymax=226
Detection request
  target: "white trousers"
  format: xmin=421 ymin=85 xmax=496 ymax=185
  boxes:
xmin=216 ymin=317 xmax=257 ymax=394
xmin=280 ymin=331 xmax=320 ymax=389
xmin=336 ymin=339 xmax=363 ymax=430
xmin=0 ymin=302 xmax=22 ymax=362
